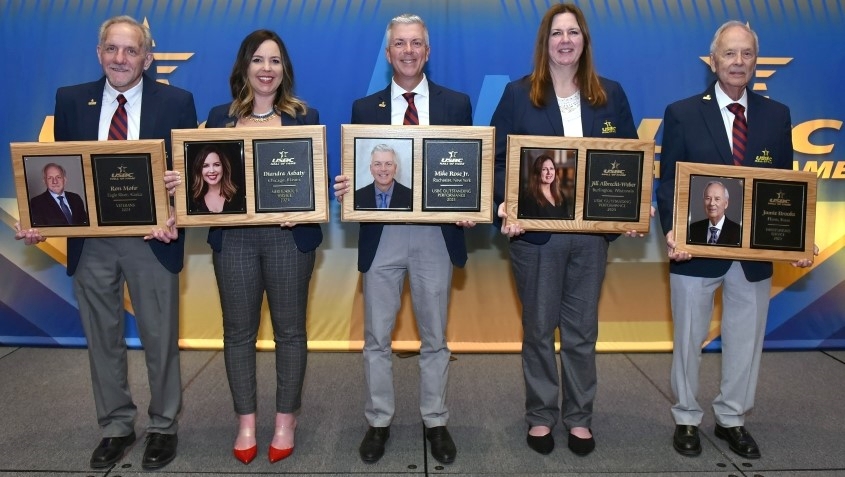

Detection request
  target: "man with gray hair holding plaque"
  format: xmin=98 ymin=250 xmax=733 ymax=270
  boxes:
xmin=333 ymin=13 xmax=473 ymax=465
xmin=657 ymin=20 xmax=814 ymax=460
xmin=15 ymin=15 xmax=196 ymax=470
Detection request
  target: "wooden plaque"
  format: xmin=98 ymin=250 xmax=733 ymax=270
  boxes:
xmin=504 ymin=135 xmax=654 ymax=233
xmin=341 ymin=124 xmax=494 ymax=223
xmin=172 ymin=126 xmax=328 ymax=226
xmin=673 ymin=162 xmax=816 ymax=262
xmin=11 ymin=140 xmax=169 ymax=237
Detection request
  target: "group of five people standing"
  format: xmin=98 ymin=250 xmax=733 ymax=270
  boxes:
xmin=14 ymin=2 xmax=814 ymax=471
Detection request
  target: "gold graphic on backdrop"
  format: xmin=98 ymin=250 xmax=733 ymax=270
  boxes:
xmin=142 ymin=17 xmax=194 ymax=85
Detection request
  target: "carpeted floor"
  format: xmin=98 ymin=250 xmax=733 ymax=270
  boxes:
xmin=1 ymin=347 xmax=844 ymax=476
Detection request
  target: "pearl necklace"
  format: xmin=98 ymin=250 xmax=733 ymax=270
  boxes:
xmin=249 ymin=109 xmax=278 ymax=123
xmin=557 ymin=91 xmax=581 ymax=114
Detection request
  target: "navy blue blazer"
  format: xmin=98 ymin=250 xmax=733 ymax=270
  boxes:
xmin=491 ymin=75 xmax=638 ymax=244
xmin=29 ymin=190 xmax=88 ymax=226
xmin=351 ymin=81 xmax=473 ymax=272
xmin=54 ymin=74 xmax=198 ymax=276
xmin=688 ymin=216 xmax=741 ymax=246
xmin=656 ymin=82 xmax=793 ymax=281
xmin=354 ymin=180 xmax=412 ymax=209
xmin=204 ymin=103 xmax=323 ymax=253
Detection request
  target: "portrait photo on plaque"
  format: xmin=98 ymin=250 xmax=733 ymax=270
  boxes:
xmin=686 ymin=175 xmax=744 ymax=247
xmin=353 ymin=138 xmax=413 ymax=211
xmin=253 ymin=138 xmax=315 ymax=212
xmin=90 ymin=153 xmax=158 ymax=226
xmin=185 ymin=141 xmax=247 ymax=215
xmin=422 ymin=139 xmax=482 ymax=212
xmin=23 ymin=155 xmax=90 ymax=227
xmin=517 ymin=148 xmax=576 ymax=220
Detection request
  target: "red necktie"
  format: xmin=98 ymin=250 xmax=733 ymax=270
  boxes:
xmin=108 ymin=94 xmax=128 ymax=140
xmin=727 ymin=103 xmax=746 ymax=166
xmin=402 ymin=92 xmax=419 ymax=125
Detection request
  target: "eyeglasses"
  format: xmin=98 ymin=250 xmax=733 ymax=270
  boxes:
xmin=390 ymin=39 xmax=426 ymax=50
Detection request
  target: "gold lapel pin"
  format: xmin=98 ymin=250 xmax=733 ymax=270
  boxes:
xmin=88 ymin=99 xmax=97 ymax=106
xmin=378 ymin=101 xmax=386 ymax=108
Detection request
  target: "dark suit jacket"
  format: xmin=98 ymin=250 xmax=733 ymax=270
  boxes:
xmin=656 ymin=82 xmax=793 ymax=281
xmin=204 ymin=103 xmax=323 ymax=253
xmin=688 ymin=216 xmax=741 ymax=246
xmin=491 ymin=75 xmax=638 ymax=244
xmin=351 ymin=81 xmax=473 ymax=272
xmin=54 ymin=74 xmax=198 ymax=276
xmin=354 ymin=180 xmax=412 ymax=209
xmin=29 ymin=189 xmax=88 ymax=226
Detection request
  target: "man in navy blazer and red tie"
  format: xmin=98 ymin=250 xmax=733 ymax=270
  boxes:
xmin=16 ymin=15 xmax=196 ymax=470
xmin=334 ymin=13 xmax=473 ymax=466
xmin=657 ymin=21 xmax=814 ymax=460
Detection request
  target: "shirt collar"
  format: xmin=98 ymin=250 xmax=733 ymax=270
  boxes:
xmin=391 ymin=74 xmax=429 ymax=100
xmin=714 ymin=82 xmax=748 ymax=111
xmin=104 ymin=78 xmax=144 ymax=107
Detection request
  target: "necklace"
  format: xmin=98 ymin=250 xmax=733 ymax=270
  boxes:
xmin=557 ymin=91 xmax=581 ymax=114
xmin=249 ymin=109 xmax=278 ymax=123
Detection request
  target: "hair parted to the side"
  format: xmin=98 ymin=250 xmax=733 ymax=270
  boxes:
xmin=529 ymin=3 xmax=606 ymax=108
xmin=386 ymin=13 xmax=429 ymax=46
xmin=98 ymin=16 xmax=153 ymax=52
xmin=527 ymin=154 xmax=564 ymax=207
xmin=191 ymin=145 xmax=238 ymax=203
xmin=228 ymin=29 xmax=307 ymax=119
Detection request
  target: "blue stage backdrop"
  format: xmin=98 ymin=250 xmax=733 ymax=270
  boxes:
xmin=2 ymin=1 xmax=844 ymax=351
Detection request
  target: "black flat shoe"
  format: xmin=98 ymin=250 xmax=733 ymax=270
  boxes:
xmin=526 ymin=431 xmax=554 ymax=455
xmin=425 ymin=426 xmax=456 ymax=464
xmin=715 ymin=424 xmax=760 ymax=459
xmin=90 ymin=432 xmax=136 ymax=469
xmin=673 ymin=425 xmax=701 ymax=456
xmin=359 ymin=426 xmax=390 ymax=463
xmin=141 ymin=433 xmax=178 ymax=470
xmin=568 ymin=431 xmax=595 ymax=456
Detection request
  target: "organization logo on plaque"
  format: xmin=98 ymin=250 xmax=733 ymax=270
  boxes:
xmin=751 ymin=180 xmax=807 ymax=251
xmin=422 ymin=140 xmax=482 ymax=212
xmin=583 ymin=150 xmax=643 ymax=222
xmin=253 ymin=139 xmax=315 ymax=212
xmin=91 ymin=155 xmax=156 ymax=226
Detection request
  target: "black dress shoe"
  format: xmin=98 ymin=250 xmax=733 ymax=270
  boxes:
xmin=425 ymin=426 xmax=457 ymax=464
xmin=715 ymin=424 xmax=760 ymax=459
xmin=141 ymin=433 xmax=178 ymax=470
xmin=567 ymin=431 xmax=595 ymax=456
xmin=526 ymin=430 xmax=554 ymax=455
xmin=359 ymin=426 xmax=390 ymax=463
xmin=673 ymin=425 xmax=702 ymax=456
xmin=90 ymin=432 xmax=136 ymax=469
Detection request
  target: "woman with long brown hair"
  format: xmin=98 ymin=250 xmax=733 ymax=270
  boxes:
xmin=492 ymin=3 xmax=639 ymax=456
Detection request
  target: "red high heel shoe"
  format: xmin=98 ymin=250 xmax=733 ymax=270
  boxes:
xmin=268 ymin=444 xmax=293 ymax=462
xmin=268 ymin=424 xmax=296 ymax=463
xmin=233 ymin=445 xmax=257 ymax=464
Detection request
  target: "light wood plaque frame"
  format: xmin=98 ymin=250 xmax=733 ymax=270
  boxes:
xmin=341 ymin=125 xmax=494 ymax=223
xmin=504 ymin=135 xmax=654 ymax=233
xmin=172 ymin=126 xmax=328 ymax=226
xmin=11 ymin=140 xmax=169 ymax=237
xmin=673 ymin=162 xmax=816 ymax=262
